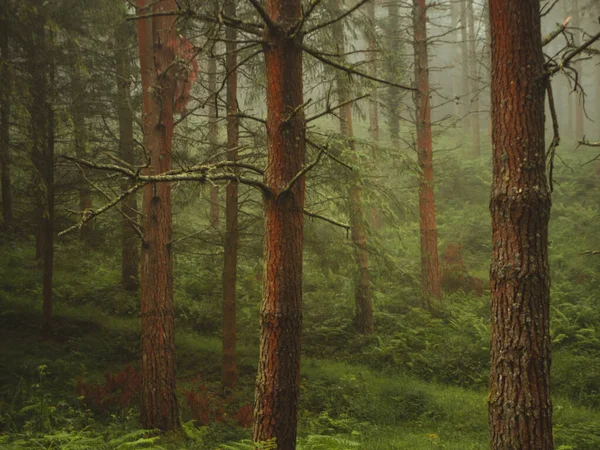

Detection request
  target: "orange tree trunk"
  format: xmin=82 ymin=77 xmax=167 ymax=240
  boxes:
xmin=115 ymin=18 xmax=140 ymax=292
xmin=332 ymin=3 xmax=374 ymax=334
xmin=222 ymin=0 xmax=238 ymax=391
xmin=252 ymin=0 xmax=305 ymax=447
xmin=488 ymin=0 xmax=554 ymax=448
xmin=467 ymin=0 xmax=480 ymax=156
xmin=136 ymin=0 xmax=180 ymax=432
xmin=0 ymin=2 xmax=12 ymax=228
xmin=413 ymin=0 xmax=441 ymax=305
xmin=208 ymin=55 xmax=220 ymax=226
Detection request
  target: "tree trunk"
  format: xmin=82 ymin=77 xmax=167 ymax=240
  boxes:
xmin=467 ymin=0 xmax=480 ymax=156
xmin=413 ymin=0 xmax=441 ymax=305
xmin=136 ymin=0 xmax=180 ymax=432
xmin=572 ymin=0 xmax=584 ymax=140
xmin=451 ymin=0 xmax=461 ymax=120
xmin=222 ymin=0 xmax=238 ymax=392
xmin=70 ymin=44 xmax=93 ymax=239
xmin=386 ymin=3 xmax=401 ymax=145
xmin=0 ymin=2 xmax=12 ymax=228
xmin=488 ymin=1 xmax=554 ymax=448
xmin=27 ymin=1 xmax=54 ymax=329
xmin=332 ymin=1 xmax=374 ymax=334
xmin=115 ymin=18 xmax=140 ymax=292
xmin=367 ymin=1 xmax=379 ymax=143
xmin=208 ymin=55 xmax=220 ymax=227
xmin=460 ymin=0 xmax=470 ymax=129
xmin=252 ymin=0 xmax=305 ymax=447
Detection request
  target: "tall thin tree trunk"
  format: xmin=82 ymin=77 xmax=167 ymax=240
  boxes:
xmin=116 ymin=18 xmax=139 ymax=291
xmin=27 ymin=1 xmax=54 ymax=328
xmin=0 ymin=1 xmax=12 ymax=228
xmin=413 ymin=0 xmax=441 ymax=305
xmin=387 ymin=3 xmax=400 ymax=146
xmin=488 ymin=1 xmax=553 ymax=448
xmin=367 ymin=1 xmax=379 ymax=143
xmin=70 ymin=45 xmax=93 ymax=239
xmin=208 ymin=55 xmax=220 ymax=226
xmin=451 ymin=0 xmax=461 ymax=120
xmin=467 ymin=0 xmax=480 ymax=156
xmin=460 ymin=0 xmax=470 ymax=129
xmin=222 ymin=0 xmax=238 ymax=391
xmin=572 ymin=0 xmax=584 ymax=140
xmin=332 ymin=0 xmax=374 ymax=334
xmin=252 ymin=0 xmax=305 ymax=446
xmin=136 ymin=0 xmax=180 ymax=432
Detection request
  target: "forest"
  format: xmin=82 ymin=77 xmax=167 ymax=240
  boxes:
xmin=0 ymin=0 xmax=599 ymax=448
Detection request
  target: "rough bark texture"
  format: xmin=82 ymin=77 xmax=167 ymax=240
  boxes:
xmin=252 ymin=0 xmax=305 ymax=446
xmin=466 ymin=0 xmax=480 ymax=156
xmin=70 ymin=44 xmax=93 ymax=239
xmin=0 ymin=1 xmax=12 ymax=228
xmin=115 ymin=19 xmax=140 ymax=292
xmin=332 ymin=2 xmax=374 ymax=334
xmin=136 ymin=0 xmax=180 ymax=432
xmin=222 ymin=0 xmax=238 ymax=391
xmin=413 ymin=0 xmax=441 ymax=305
xmin=488 ymin=1 xmax=554 ymax=448
xmin=208 ymin=55 xmax=220 ymax=227
xmin=27 ymin=1 xmax=54 ymax=329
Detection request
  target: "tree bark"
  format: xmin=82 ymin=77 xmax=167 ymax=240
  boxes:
xmin=488 ymin=1 xmax=554 ymax=448
xmin=70 ymin=44 xmax=93 ymax=239
xmin=572 ymin=0 xmax=584 ymax=140
xmin=467 ymin=0 xmax=480 ymax=156
xmin=386 ymin=3 xmax=401 ymax=146
xmin=115 ymin=17 xmax=140 ymax=292
xmin=27 ymin=1 xmax=54 ymax=329
xmin=222 ymin=0 xmax=238 ymax=392
xmin=367 ymin=1 xmax=379 ymax=143
xmin=413 ymin=0 xmax=441 ymax=305
xmin=332 ymin=0 xmax=374 ymax=334
xmin=0 ymin=1 xmax=12 ymax=228
xmin=136 ymin=0 xmax=180 ymax=432
xmin=460 ymin=0 xmax=470 ymax=129
xmin=208 ymin=55 xmax=220 ymax=227
xmin=252 ymin=0 xmax=305 ymax=446
xmin=451 ymin=0 xmax=461 ymax=120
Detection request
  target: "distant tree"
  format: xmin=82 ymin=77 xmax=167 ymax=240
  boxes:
xmin=114 ymin=12 xmax=140 ymax=291
xmin=135 ymin=0 xmax=180 ymax=432
xmin=0 ymin=0 xmax=12 ymax=229
xmin=413 ymin=0 xmax=441 ymax=305
xmin=488 ymin=0 xmax=553 ymax=447
xmin=331 ymin=0 xmax=374 ymax=334
xmin=466 ymin=0 xmax=480 ymax=156
xmin=222 ymin=0 xmax=239 ymax=391
xmin=207 ymin=52 xmax=220 ymax=227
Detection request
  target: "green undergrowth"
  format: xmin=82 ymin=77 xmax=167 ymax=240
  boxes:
xmin=1 ymin=291 xmax=600 ymax=449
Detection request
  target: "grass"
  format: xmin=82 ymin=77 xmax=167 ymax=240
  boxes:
xmin=1 ymin=289 xmax=599 ymax=449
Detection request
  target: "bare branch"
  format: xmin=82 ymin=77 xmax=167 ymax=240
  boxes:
xmin=281 ymin=147 xmax=325 ymax=195
xmin=306 ymin=94 xmax=369 ymax=123
xmin=542 ymin=16 xmax=571 ymax=47
xmin=246 ymin=0 xmax=276 ymax=30
xmin=58 ymin=182 xmax=144 ymax=237
xmin=303 ymin=45 xmax=416 ymax=91
xmin=304 ymin=209 xmax=350 ymax=231
xmin=305 ymin=0 xmax=369 ymax=35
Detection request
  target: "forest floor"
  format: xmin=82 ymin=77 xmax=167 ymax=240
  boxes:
xmin=1 ymin=291 xmax=599 ymax=449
